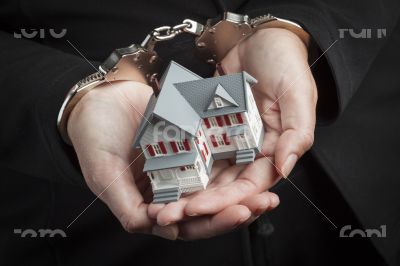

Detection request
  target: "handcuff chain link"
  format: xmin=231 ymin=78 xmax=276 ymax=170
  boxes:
xmin=152 ymin=22 xmax=191 ymax=41
xmin=141 ymin=19 xmax=204 ymax=50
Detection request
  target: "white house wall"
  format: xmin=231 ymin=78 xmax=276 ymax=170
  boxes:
xmin=201 ymin=118 xmax=238 ymax=154
xmin=195 ymin=128 xmax=212 ymax=166
xmin=245 ymin=82 xmax=263 ymax=147
xmin=140 ymin=123 xmax=196 ymax=159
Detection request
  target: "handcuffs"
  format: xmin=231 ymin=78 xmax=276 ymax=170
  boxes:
xmin=57 ymin=12 xmax=308 ymax=144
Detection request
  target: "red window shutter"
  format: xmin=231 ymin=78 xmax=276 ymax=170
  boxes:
xmin=183 ymin=139 xmax=190 ymax=151
xmin=222 ymin=133 xmax=230 ymax=145
xmin=216 ymin=116 xmax=224 ymax=127
xmin=158 ymin=141 xmax=167 ymax=154
xmin=224 ymin=115 xmax=231 ymax=126
xmin=236 ymin=113 xmax=243 ymax=123
xmin=147 ymin=145 xmax=155 ymax=156
xmin=170 ymin=141 xmax=178 ymax=153
xmin=201 ymin=150 xmax=206 ymax=161
xmin=203 ymin=143 xmax=209 ymax=155
xmin=204 ymin=118 xmax=211 ymax=128
xmin=180 ymin=167 xmax=186 ymax=171
xmin=210 ymin=135 xmax=218 ymax=147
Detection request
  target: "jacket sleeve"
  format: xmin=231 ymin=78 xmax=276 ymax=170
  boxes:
xmin=0 ymin=30 xmax=95 ymax=186
xmin=240 ymin=0 xmax=400 ymax=122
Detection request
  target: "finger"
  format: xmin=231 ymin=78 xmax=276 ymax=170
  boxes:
xmin=156 ymin=198 xmax=189 ymax=226
xmin=152 ymin=224 xmax=179 ymax=240
xmin=276 ymin=71 xmax=317 ymax=177
xmin=148 ymin=203 xmax=165 ymax=219
xmin=240 ymin=191 xmax=280 ymax=216
xmin=155 ymin=161 xmax=239 ymax=226
xmin=178 ymin=205 xmax=251 ymax=240
xmin=185 ymin=157 xmax=278 ymax=216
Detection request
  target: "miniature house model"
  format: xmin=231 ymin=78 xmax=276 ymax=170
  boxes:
xmin=133 ymin=61 xmax=264 ymax=203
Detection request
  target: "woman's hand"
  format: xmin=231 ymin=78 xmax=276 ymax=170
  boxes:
xmin=152 ymin=28 xmax=317 ymax=237
xmin=67 ymin=79 xmax=274 ymax=240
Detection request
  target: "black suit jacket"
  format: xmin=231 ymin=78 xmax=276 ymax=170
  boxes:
xmin=0 ymin=0 xmax=399 ymax=265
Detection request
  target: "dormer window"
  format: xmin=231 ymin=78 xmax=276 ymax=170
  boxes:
xmin=176 ymin=141 xmax=186 ymax=152
xmin=147 ymin=142 xmax=167 ymax=157
xmin=214 ymin=97 xmax=224 ymax=108
xmin=153 ymin=144 xmax=163 ymax=155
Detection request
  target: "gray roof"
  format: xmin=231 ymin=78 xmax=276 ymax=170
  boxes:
xmin=133 ymin=61 xmax=258 ymax=148
xmin=143 ymin=151 xmax=197 ymax=171
xmin=132 ymin=94 xmax=157 ymax=147
xmin=133 ymin=61 xmax=203 ymax=147
xmin=153 ymin=61 xmax=202 ymax=136
xmin=174 ymin=72 xmax=257 ymax=118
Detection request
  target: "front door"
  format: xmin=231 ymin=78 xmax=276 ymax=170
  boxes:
xmin=153 ymin=169 xmax=178 ymax=189
xmin=235 ymin=134 xmax=249 ymax=150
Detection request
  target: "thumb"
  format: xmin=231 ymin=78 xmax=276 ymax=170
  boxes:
xmin=274 ymin=71 xmax=317 ymax=177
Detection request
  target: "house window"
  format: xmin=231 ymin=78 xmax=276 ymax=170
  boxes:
xmin=229 ymin=114 xmax=239 ymax=124
xmin=176 ymin=141 xmax=186 ymax=151
xmin=209 ymin=117 xmax=218 ymax=127
xmin=152 ymin=144 xmax=163 ymax=155
xmin=229 ymin=113 xmax=243 ymax=124
xmin=170 ymin=140 xmax=190 ymax=153
xmin=147 ymin=144 xmax=165 ymax=156
xmin=214 ymin=97 xmax=224 ymax=108
xmin=215 ymin=135 xmax=225 ymax=146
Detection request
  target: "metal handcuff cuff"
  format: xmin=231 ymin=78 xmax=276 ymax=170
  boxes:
xmin=57 ymin=12 xmax=307 ymax=144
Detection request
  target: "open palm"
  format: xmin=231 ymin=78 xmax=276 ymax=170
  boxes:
xmin=68 ymin=79 xmax=274 ymax=239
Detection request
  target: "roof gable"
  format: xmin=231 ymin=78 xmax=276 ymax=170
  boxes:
xmin=206 ymin=84 xmax=239 ymax=110
xmin=175 ymin=72 xmax=256 ymax=118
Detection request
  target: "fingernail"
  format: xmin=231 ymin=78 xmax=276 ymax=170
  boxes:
xmin=187 ymin=212 xmax=198 ymax=217
xmin=270 ymin=194 xmax=280 ymax=207
xmin=152 ymin=225 xmax=176 ymax=240
xmin=281 ymin=154 xmax=298 ymax=177
xmin=235 ymin=215 xmax=251 ymax=227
